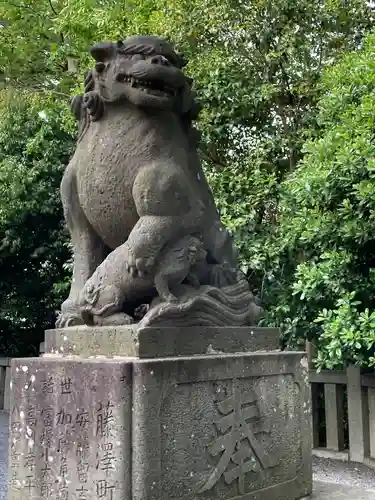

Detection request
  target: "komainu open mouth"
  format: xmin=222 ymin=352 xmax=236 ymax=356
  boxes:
xmin=116 ymin=73 xmax=176 ymax=97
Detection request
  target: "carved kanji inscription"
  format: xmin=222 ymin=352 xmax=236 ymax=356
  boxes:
xmin=200 ymin=380 xmax=276 ymax=495
xmin=8 ymin=360 xmax=129 ymax=500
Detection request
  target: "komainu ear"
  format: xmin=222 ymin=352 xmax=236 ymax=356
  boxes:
xmin=89 ymin=41 xmax=116 ymax=62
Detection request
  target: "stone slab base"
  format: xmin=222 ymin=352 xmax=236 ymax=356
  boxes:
xmin=131 ymin=351 xmax=312 ymax=500
xmin=8 ymin=346 xmax=312 ymax=499
xmin=45 ymin=326 xmax=281 ymax=358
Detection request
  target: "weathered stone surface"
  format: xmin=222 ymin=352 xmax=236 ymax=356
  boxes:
xmin=45 ymin=326 xmax=280 ymax=358
xmin=8 ymin=357 xmax=131 ymax=500
xmin=131 ymin=351 xmax=312 ymax=500
xmin=8 ymin=327 xmax=312 ymax=500
xmin=56 ymin=34 xmax=262 ymax=329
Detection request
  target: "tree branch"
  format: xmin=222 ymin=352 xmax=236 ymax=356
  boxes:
xmin=47 ymin=0 xmax=64 ymax=43
xmin=3 ymin=82 xmax=70 ymax=100
xmin=47 ymin=0 xmax=58 ymax=16
xmin=199 ymin=143 xmax=229 ymax=169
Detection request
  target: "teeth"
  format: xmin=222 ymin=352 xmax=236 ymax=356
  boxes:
xmin=123 ymin=76 xmax=176 ymax=98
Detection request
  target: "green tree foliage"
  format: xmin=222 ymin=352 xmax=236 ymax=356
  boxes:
xmin=2 ymin=3 xmax=374 ymax=272
xmin=265 ymin=33 xmax=375 ymax=369
xmin=0 ymin=92 xmax=74 ymax=355
xmin=0 ymin=0 xmax=373 ymax=354
xmin=2 ymin=0 xmax=373 ymax=283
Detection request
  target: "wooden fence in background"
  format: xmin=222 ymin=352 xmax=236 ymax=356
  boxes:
xmin=310 ymin=365 xmax=375 ymax=466
xmin=307 ymin=342 xmax=375 ymax=467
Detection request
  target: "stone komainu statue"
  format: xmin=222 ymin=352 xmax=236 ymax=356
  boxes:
xmin=57 ymin=35 xmax=262 ymax=328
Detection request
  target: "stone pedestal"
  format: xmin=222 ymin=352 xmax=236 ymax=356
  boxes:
xmin=8 ymin=326 xmax=312 ymax=500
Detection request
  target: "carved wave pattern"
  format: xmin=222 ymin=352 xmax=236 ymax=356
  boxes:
xmin=139 ymin=279 xmax=253 ymax=327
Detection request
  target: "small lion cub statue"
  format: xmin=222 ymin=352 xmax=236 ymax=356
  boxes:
xmin=79 ymin=235 xmax=207 ymax=325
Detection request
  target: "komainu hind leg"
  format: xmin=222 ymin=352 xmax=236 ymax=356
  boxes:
xmin=56 ymin=163 xmax=108 ymax=328
xmin=154 ymin=273 xmax=179 ymax=303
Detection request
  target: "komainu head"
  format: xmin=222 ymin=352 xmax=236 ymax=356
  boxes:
xmin=85 ymin=35 xmax=198 ymax=115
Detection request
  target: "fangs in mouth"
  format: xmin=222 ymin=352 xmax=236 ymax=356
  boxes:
xmin=117 ymin=74 xmax=176 ymax=97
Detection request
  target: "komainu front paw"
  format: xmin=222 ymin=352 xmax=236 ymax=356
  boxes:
xmin=56 ymin=313 xmax=84 ymax=328
xmin=124 ymin=242 xmax=155 ymax=277
xmin=56 ymin=299 xmax=85 ymax=328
